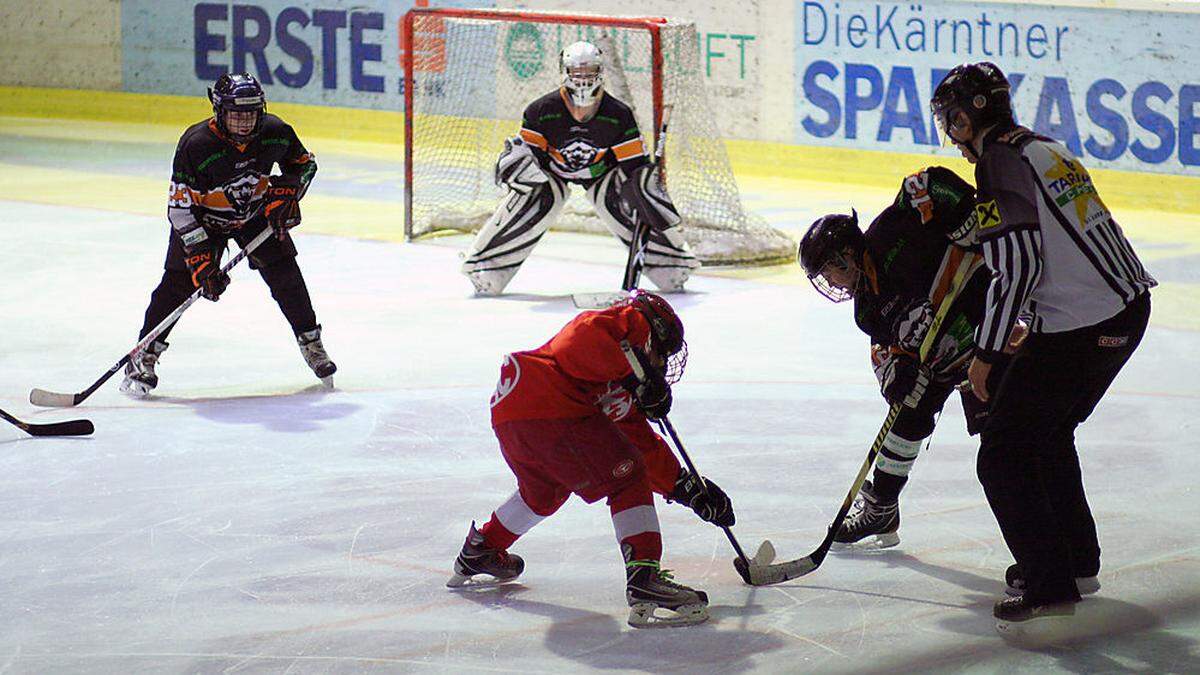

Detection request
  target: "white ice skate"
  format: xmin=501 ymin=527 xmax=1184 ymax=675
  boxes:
xmin=119 ymin=340 xmax=168 ymax=398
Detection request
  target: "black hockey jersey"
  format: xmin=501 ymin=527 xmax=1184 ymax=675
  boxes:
xmin=167 ymin=113 xmax=317 ymax=252
xmin=854 ymin=168 xmax=989 ymax=367
xmin=518 ymin=89 xmax=648 ymax=184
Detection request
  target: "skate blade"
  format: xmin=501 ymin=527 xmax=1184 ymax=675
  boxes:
xmin=320 ymin=376 xmax=334 ymax=390
xmin=996 ymin=604 xmax=1078 ymax=640
xmin=446 ymin=572 xmax=518 ymax=589
xmin=119 ymin=380 xmax=152 ymax=398
xmin=831 ymin=532 xmax=900 ymax=551
xmin=627 ymin=602 xmax=709 ymax=628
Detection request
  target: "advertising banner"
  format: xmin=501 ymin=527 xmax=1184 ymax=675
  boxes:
xmin=794 ymin=0 xmax=1200 ymax=174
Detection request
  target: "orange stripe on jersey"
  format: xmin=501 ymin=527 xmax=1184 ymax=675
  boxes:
xmin=519 ymin=128 xmax=548 ymax=150
xmin=612 ymin=138 xmax=645 ymax=161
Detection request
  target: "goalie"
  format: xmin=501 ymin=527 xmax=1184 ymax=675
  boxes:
xmin=461 ymin=40 xmax=699 ymax=296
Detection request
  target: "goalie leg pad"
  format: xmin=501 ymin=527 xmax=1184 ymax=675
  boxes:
xmin=462 ymin=177 xmax=567 ymax=295
xmin=590 ymin=171 xmax=699 ymax=292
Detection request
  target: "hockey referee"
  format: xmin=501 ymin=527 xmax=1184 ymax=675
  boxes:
xmin=931 ymin=62 xmax=1155 ymax=631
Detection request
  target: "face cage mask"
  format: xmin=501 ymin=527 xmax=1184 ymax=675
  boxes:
xmin=663 ymin=340 xmax=688 ymax=385
xmin=222 ymin=108 xmax=262 ymax=142
xmin=564 ymin=67 xmax=602 ymax=107
xmin=808 ymin=254 xmax=859 ymax=303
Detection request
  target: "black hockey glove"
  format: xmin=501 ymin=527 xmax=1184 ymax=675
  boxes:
xmin=669 ymin=470 xmax=735 ymax=527
xmin=871 ymin=345 xmax=929 ymax=408
xmin=619 ymin=347 xmax=673 ymax=419
xmin=264 ymin=175 xmax=302 ymax=240
xmin=185 ymin=245 xmax=229 ymax=302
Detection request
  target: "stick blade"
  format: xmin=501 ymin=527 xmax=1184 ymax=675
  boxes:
xmin=572 ymin=292 xmax=628 ymax=309
xmin=747 ymin=555 xmax=820 ymax=586
xmin=24 ymin=419 xmax=94 ymax=437
xmin=29 ymin=388 xmax=79 ymax=408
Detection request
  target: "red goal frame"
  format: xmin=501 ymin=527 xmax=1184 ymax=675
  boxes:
xmin=401 ymin=7 xmax=668 ymax=241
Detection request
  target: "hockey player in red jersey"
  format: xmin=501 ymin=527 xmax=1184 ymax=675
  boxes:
xmin=448 ymin=291 xmax=734 ymax=628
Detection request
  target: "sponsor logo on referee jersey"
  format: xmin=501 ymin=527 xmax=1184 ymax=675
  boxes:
xmin=1043 ymin=150 xmax=1111 ymax=229
xmin=975 ymin=199 xmax=1001 ymax=230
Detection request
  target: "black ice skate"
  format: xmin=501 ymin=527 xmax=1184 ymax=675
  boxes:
xmin=993 ymin=595 xmax=1077 ymax=636
xmin=119 ymin=340 xmax=169 ymax=398
xmin=832 ymin=480 xmax=900 ymax=549
xmin=1005 ymin=563 xmax=1100 ymax=597
xmin=625 ymin=560 xmax=709 ymax=628
xmin=297 ymin=325 xmax=337 ymax=388
xmin=446 ymin=522 xmax=524 ymax=588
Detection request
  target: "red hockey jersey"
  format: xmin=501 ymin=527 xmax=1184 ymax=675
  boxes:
xmin=489 ymin=304 xmax=680 ymax=494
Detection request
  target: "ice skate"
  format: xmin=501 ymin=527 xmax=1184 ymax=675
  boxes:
xmin=119 ymin=340 xmax=168 ymax=398
xmin=994 ymin=595 xmax=1077 ymax=637
xmin=446 ymin=522 xmax=524 ymax=588
xmin=832 ymin=480 xmax=900 ymax=549
xmin=1005 ymin=563 xmax=1100 ymax=597
xmin=297 ymin=325 xmax=337 ymax=388
xmin=625 ymin=560 xmax=709 ymax=628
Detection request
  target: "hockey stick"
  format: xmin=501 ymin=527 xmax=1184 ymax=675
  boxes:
xmin=0 ymin=406 xmax=94 ymax=437
xmin=572 ymin=107 xmax=673 ymax=310
xmin=617 ymin=340 xmax=768 ymax=582
xmin=29 ymin=226 xmax=275 ymax=407
xmin=743 ymin=249 xmax=983 ymax=586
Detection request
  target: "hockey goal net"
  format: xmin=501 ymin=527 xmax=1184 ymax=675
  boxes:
xmin=402 ymin=8 xmax=794 ymax=266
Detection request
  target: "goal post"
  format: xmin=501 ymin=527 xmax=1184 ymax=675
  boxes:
xmin=402 ymin=7 xmax=795 ymax=266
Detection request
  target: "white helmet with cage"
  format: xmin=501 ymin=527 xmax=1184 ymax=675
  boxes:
xmin=560 ymin=41 xmax=604 ymax=108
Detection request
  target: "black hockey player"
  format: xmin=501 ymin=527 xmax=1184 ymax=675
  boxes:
xmin=798 ymin=166 xmax=1018 ymax=548
xmin=932 ymin=62 xmax=1154 ymax=631
xmin=121 ymin=73 xmax=336 ymax=396
xmin=460 ymin=40 xmax=699 ymax=295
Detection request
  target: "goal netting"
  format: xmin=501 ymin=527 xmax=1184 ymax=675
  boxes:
xmin=403 ymin=8 xmax=795 ymax=266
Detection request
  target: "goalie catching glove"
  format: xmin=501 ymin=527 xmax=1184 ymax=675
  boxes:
xmin=872 ymin=345 xmax=929 ymax=408
xmin=185 ymin=244 xmax=230 ymax=302
xmin=264 ymin=174 xmax=303 ymax=240
xmin=495 ymin=137 xmax=549 ymax=195
xmin=668 ymin=469 xmax=735 ymax=527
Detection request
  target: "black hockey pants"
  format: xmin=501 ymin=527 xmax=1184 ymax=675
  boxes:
xmin=138 ymin=228 xmax=318 ymax=341
xmin=977 ymin=292 xmax=1150 ymax=604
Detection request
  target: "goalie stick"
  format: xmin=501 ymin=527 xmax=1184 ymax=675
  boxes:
xmin=29 ymin=227 xmax=274 ymax=408
xmin=0 ymin=406 xmax=94 ymax=437
xmin=741 ymin=248 xmax=983 ymax=586
xmin=572 ymin=106 xmax=674 ymax=310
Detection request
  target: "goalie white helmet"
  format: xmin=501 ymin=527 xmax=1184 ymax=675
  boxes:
xmin=560 ymin=41 xmax=604 ymax=108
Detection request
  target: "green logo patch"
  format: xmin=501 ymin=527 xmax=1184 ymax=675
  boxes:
xmin=975 ymin=200 xmax=1001 ymax=230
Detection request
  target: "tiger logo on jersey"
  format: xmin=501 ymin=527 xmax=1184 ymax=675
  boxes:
xmin=221 ymin=171 xmax=268 ymax=219
xmin=558 ymin=138 xmax=599 ymax=171
xmin=490 ymin=354 xmax=521 ymax=408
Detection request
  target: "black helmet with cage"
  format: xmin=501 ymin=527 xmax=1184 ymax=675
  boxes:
xmin=798 ymin=210 xmax=867 ymax=303
xmin=209 ymin=73 xmax=266 ymax=143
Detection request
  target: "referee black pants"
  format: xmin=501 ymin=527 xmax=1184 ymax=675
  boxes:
xmin=977 ymin=292 xmax=1150 ymax=605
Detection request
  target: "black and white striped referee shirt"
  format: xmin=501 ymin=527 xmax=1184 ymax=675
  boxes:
xmin=971 ymin=125 xmax=1156 ymax=362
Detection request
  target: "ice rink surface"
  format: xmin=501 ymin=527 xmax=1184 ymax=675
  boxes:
xmin=1 ymin=120 xmax=1198 ymax=673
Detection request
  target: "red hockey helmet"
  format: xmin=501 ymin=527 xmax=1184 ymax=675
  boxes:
xmin=625 ymin=289 xmax=687 ymax=383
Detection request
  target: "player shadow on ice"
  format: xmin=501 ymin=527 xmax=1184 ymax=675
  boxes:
xmin=453 ymin=584 xmax=785 ymax=673
xmin=934 ymin=596 xmax=1199 ymax=672
xmin=156 ymin=389 xmax=359 ymax=433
